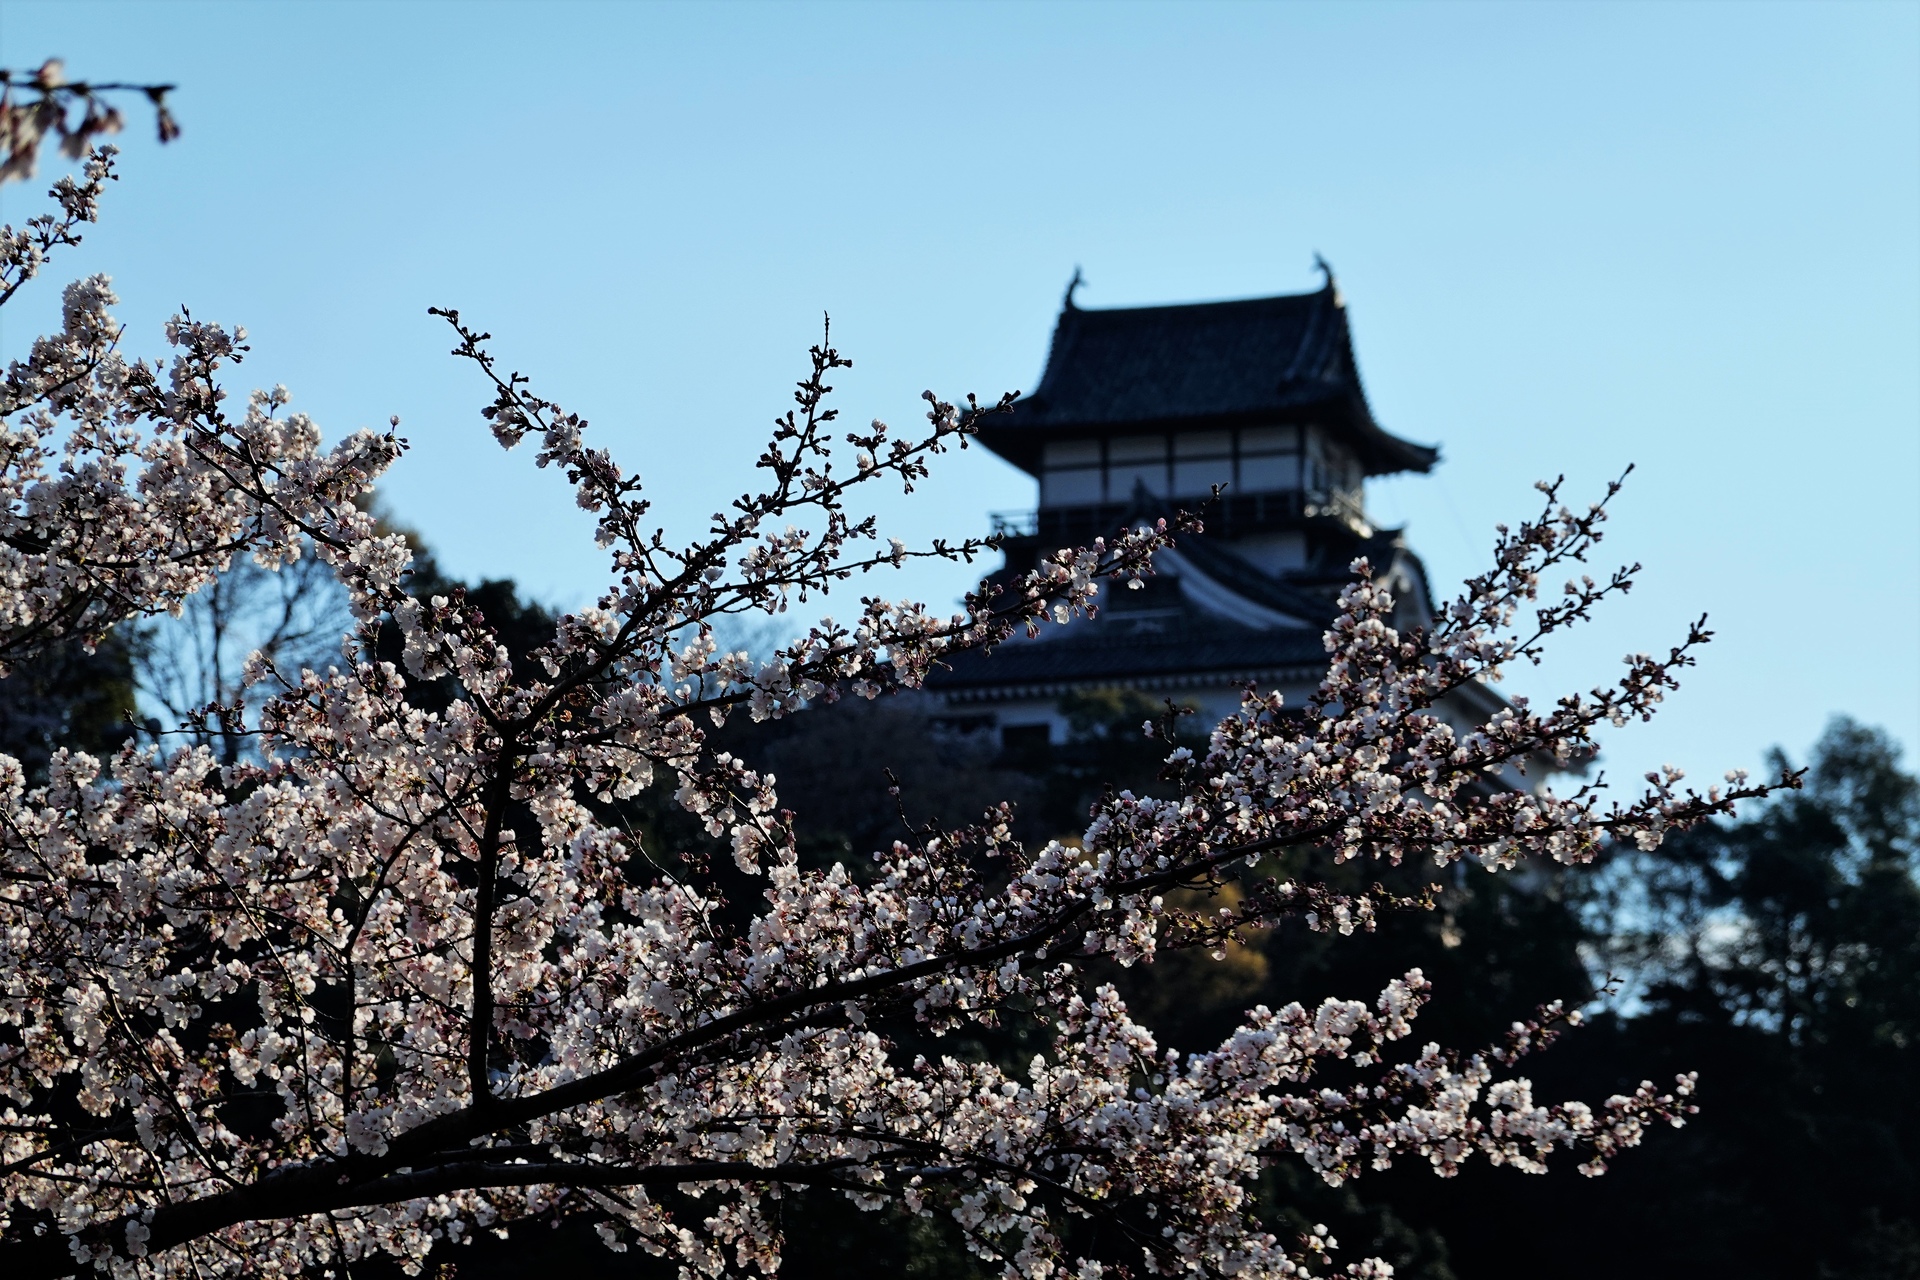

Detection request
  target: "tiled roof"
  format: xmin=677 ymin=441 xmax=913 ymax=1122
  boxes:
xmin=927 ymin=614 xmax=1329 ymax=698
xmin=977 ymin=281 xmax=1438 ymax=478
xmin=1170 ymin=534 xmax=1341 ymax=625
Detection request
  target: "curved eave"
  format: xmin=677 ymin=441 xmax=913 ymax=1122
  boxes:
xmin=926 ymin=626 xmax=1333 ymax=694
xmin=975 ymin=396 xmax=1438 ymax=478
xmin=1349 ymin=406 xmax=1441 ymax=476
xmin=977 ymin=280 xmax=1438 ymax=480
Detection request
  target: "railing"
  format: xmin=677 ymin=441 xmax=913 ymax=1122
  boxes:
xmin=1303 ymin=487 xmax=1369 ymax=530
xmin=990 ymin=488 xmax=1371 ymax=546
xmin=988 ymin=509 xmax=1039 ymax=539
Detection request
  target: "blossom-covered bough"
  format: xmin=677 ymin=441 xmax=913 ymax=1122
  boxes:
xmin=0 ymin=145 xmax=396 ymax=674
xmin=0 ymin=146 xmax=1796 ymax=1280
xmin=1 ymin=60 xmax=178 ymax=186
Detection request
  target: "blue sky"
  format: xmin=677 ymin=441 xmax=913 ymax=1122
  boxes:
xmin=4 ymin=1 xmax=1916 ymax=785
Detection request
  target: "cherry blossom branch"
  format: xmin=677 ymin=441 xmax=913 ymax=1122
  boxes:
xmin=1 ymin=60 xmax=179 ymax=186
xmin=0 ymin=156 xmax=1804 ymax=1278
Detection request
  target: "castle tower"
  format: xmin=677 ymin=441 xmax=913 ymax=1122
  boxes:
xmin=929 ymin=272 xmax=1500 ymax=748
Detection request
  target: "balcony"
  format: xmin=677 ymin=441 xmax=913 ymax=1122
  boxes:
xmin=990 ymin=487 xmax=1371 ymax=547
xmin=988 ymin=509 xmax=1039 ymax=539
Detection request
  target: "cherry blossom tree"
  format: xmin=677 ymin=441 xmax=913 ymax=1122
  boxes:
xmin=0 ymin=139 xmax=1795 ymax=1280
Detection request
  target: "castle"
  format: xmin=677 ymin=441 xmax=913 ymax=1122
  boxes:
xmin=928 ymin=268 xmax=1506 ymax=748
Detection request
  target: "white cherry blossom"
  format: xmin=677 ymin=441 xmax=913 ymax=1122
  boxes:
xmin=0 ymin=153 xmax=1794 ymax=1280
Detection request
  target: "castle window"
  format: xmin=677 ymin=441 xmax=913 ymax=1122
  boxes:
xmin=1107 ymin=434 xmax=1168 ymax=498
xmin=1305 ymin=430 xmax=1362 ymax=501
xmin=1041 ymin=438 xmax=1104 ymax=506
xmin=1240 ymin=425 xmax=1301 ymax=454
xmin=1172 ymin=430 xmax=1233 ymax=496
xmin=1042 ymin=467 xmax=1103 ymax=505
xmin=1044 ymin=440 xmax=1101 ymax=467
xmin=1237 ymin=424 xmax=1304 ymax=494
xmin=1239 ymin=453 xmax=1301 ymax=492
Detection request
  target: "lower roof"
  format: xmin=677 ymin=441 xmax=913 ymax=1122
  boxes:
xmin=926 ymin=613 xmax=1329 ymax=702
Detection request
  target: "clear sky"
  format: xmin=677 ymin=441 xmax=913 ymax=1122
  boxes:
xmin=4 ymin=0 xmax=1917 ymax=785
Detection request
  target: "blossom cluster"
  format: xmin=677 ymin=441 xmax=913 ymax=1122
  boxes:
xmin=1 ymin=61 xmax=178 ymax=185
xmin=0 ymin=149 xmax=399 ymax=672
xmin=0 ymin=154 xmax=1792 ymax=1279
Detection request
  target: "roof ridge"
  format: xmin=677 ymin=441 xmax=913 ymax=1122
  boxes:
xmin=1062 ymin=281 xmax=1338 ymax=317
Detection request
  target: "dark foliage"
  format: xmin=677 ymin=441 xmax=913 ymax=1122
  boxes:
xmin=726 ymin=701 xmax=1918 ymax=1279
xmin=374 ymin=548 xmax=559 ymax=711
xmin=1532 ymin=718 xmax=1920 ymax=1280
xmin=0 ymin=630 xmax=137 ymax=785
xmin=750 ymin=699 xmax=1048 ymax=865
xmin=1285 ymin=717 xmax=1918 ymax=1280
